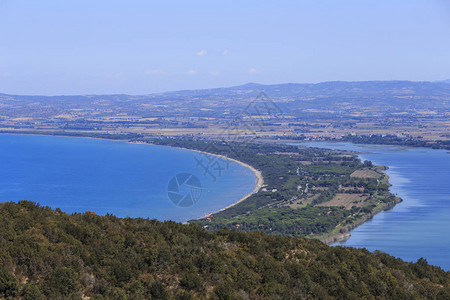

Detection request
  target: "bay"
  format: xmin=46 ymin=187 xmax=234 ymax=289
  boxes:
xmin=0 ymin=134 xmax=256 ymax=222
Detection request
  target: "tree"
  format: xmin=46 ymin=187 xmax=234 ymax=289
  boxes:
xmin=180 ymin=273 xmax=202 ymax=290
xmin=0 ymin=266 xmax=18 ymax=298
xmin=44 ymin=267 xmax=78 ymax=297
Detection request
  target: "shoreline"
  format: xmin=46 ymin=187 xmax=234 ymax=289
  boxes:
xmin=196 ymin=154 xmax=264 ymax=219
xmin=0 ymin=132 xmax=403 ymax=244
xmin=320 ymin=195 xmax=402 ymax=245
xmin=132 ymin=140 xmax=264 ymax=219
xmin=0 ymin=132 xmax=264 ymax=221
xmin=316 ymin=155 xmax=403 ymax=244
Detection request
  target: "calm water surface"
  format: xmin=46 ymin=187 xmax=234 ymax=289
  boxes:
xmin=297 ymin=142 xmax=450 ymax=270
xmin=0 ymin=134 xmax=256 ymax=222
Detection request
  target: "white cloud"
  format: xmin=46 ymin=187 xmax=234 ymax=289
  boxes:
xmin=186 ymin=69 xmax=197 ymax=76
xmin=145 ymin=69 xmax=165 ymax=76
xmin=248 ymin=68 xmax=261 ymax=74
xmin=209 ymin=71 xmax=220 ymax=76
xmin=196 ymin=50 xmax=207 ymax=56
xmin=222 ymin=50 xmax=229 ymax=55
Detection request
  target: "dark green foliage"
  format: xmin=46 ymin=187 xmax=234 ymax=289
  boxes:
xmin=20 ymin=283 xmax=44 ymax=300
xmin=150 ymin=281 xmax=168 ymax=299
xmin=0 ymin=201 xmax=448 ymax=299
xmin=214 ymin=282 xmax=237 ymax=300
xmin=180 ymin=273 xmax=202 ymax=290
xmin=43 ymin=267 xmax=78 ymax=296
xmin=0 ymin=266 xmax=18 ymax=298
xmin=338 ymin=134 xmax=450 ymax=150
xmin=204 ymin=207 xmax=350 ymax=236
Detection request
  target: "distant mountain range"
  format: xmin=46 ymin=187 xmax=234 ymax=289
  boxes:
xmin=2 ymin=80 xmax=450 ymax=101
xmin=0 ymin=80 xmax=449 ymax=143
xmin=437 ymin=79 xmax=450 ymax=84
xmin=161 ymin=80 xmax=450 ymax=100
xmin=0 ymin=80 xmax=449 ymax=123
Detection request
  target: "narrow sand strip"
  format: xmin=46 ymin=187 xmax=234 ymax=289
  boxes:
xmin=195 ymin=153 xmax=264 ymax=219
xmin=133 ymin=141 xmax=264 ymax=220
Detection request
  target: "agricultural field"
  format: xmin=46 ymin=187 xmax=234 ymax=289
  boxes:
xmin=350 ymin=168 xmax=382 ymax=178
xmin=317 ymin=193 xmax=369 ymax=209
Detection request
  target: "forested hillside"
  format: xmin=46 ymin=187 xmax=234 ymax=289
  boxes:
xmin=0 ymin=201 xmax=448 ymax=299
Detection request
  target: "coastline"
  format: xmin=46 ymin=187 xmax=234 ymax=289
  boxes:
xmin=319 ymin=195 xmax=402 ymax=245
xmin=0 ymin=132 xmax=400 ymax=244
xmin=3 ymin=132 xmax=449 ymax=270
xmin=0 ymin=132 xmax=264 ymax=222
xmin=132 ymin=140 xmax=264 ymax=219
xmin=196 ymin=155 xmax=264 ymax=219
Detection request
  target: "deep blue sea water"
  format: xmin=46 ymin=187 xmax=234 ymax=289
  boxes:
xmin=297 ymin=142 xmax=450 ymax=271
xmin=2 ymin=135 xmax=448 ymax=269
xmin=0 ymin=134 xmax=256 ymax=222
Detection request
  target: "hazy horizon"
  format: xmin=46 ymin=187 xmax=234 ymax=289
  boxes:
xmin=1 ymin=78 xmax=450 ymax=97
xmin=1 ymin=0 xmax=450 ymax=95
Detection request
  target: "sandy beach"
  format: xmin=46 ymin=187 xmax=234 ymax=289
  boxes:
xmin=133 ymin=141 xmax=264 ymax=219
xmin=0 ymin=133 xmax=264 ymax=222
xmin=195 ymin=153 xmax=264 ymax=219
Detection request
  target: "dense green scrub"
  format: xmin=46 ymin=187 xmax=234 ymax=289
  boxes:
xmin=0 ymin=201 xmax=449 ymax=299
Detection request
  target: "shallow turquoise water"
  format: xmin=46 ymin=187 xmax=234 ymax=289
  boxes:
xmin=0 ymin=134 xmax=256 ymax=222
xmin=297 ymin=142 xmax=450 ymax=271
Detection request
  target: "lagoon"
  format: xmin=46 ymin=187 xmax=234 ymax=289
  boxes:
xmin=0 ymin=134 xmax=256 ymax=222
xmin=297 ymin=142 xmax=450 ymax=270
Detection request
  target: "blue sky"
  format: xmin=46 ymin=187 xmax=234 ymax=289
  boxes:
xmin=1 ymin=0 xmax=449 ymax=95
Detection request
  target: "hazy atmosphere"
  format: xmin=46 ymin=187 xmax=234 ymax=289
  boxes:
xmin=1 ymin=1 xmax=449 ymax=299
xmin=1 ymin=0 xmax=450 ymax=95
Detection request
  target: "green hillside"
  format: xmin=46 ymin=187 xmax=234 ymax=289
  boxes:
xmin=0 ymin=201 xmax=448 ymax=299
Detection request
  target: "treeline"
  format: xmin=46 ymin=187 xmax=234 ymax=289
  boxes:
xmin=0 ymin=201 xmax=449 ymax=299
xmin=0 ymin=130 xmax=143 ymax=140
xmin=200 ymin=206 xmax=351 ymax=236
xmin=273 ymin=134 xmax=450 ymax=150
xmin=337 ymin=134 xmax=450 ymax=150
